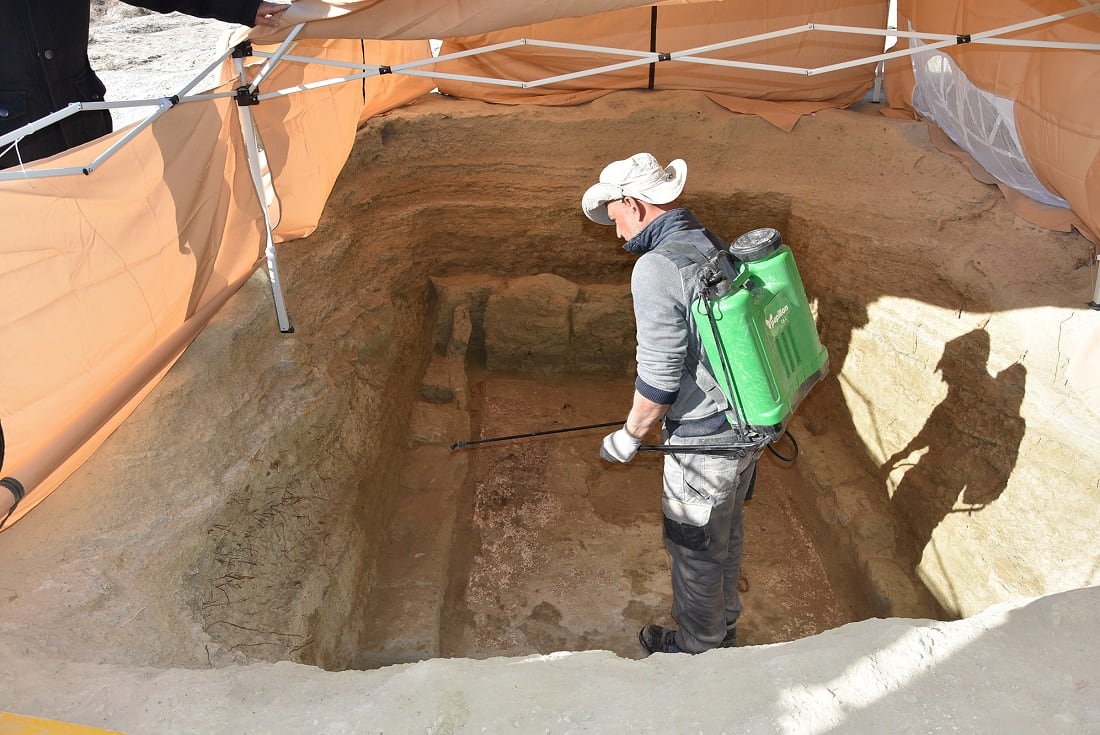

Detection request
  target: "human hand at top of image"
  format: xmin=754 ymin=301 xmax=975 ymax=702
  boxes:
xmin=254 ymin=1 xmax=292 ymax=27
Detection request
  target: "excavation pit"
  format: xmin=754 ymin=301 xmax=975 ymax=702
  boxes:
xmin=354 ymin=273 xmax=876 ymax=668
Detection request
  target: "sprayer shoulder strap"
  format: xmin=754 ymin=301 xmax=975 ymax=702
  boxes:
xmin=653 ymin=238 xmax=744 ymax=430
xmin=657 ymin=236 xmax=716 ymax=266
xmin=656 ymin=233 xmax=738 ymax=280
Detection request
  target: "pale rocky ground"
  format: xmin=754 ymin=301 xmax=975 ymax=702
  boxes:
xmin=1 ymin=586 xmax=1097 ymax=734
xmin=1 ymin=3 xmax=1099 ymax=733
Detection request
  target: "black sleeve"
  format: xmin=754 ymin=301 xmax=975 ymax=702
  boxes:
xmin=122 ymin=0 xmax=263 ymax=27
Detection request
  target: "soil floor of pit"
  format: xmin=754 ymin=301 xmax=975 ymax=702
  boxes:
xmin=361 ymin=366 xmax=875 ymax=666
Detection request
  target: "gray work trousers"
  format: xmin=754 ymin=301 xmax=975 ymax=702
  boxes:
xmin=660 ymin=429 xmax=759 ymax=653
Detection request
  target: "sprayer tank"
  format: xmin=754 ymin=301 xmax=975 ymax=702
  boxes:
xmin=693 ymin=230 xmax=829 ymax=438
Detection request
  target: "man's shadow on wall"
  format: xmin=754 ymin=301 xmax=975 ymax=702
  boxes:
xmin=881 ymin=329 xmax=1027 ymax=575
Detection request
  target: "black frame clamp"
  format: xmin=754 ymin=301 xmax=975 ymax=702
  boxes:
xmin=657 ymin=52 xmax=672 ymax=62
xmin=234 ymin=86 xmax=260 ymax=106
xmin=956 ymin=34 xmax=972 ymax=44
xmin=231 ymin=42 xmax=258 ymax=106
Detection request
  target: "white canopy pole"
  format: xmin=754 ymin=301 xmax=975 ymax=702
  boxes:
xmin=808 ymin=7 xmax=1100 ymax=76
xmin=525 ymin=57 xmax=659 ymax=87
xmin=82 ymin=98 xmax=175 ymax=175
xmin=0 ymin=93 xmax=239 ymax=181
xmin=5 ymin=9 xmax=1098 ymax=181
xmin=245 ymin=10 xmax=1100 ymax=93
xmin=410 ymin=39 xmax=525 ymax=66
xmin=971 ymin=38 xmax=1100 ymax=50
xmin=248 ymin=23 xmax=305 ymax=93
xmin=240 ymin=103 xmax=292 ymax=333
xmin=807 ymin=24 xmax=1100 ymax=50
xmin=177 ymin=46 xmax=237 ymax=97
xmin=0 ymin=163 xmax=88 ymax=181
xmin=0 ymin=46 xmax=238 ymax=182
xmin=233 ymin=30 xmax=302 ymax=333
xmin=0 ymin=104 xmax=83 ymax=152
xmin=257 ymin=71 xmax=385 ymax=100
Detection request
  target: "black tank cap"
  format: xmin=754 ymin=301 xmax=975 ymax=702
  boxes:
xmin=730 ymin=227 xmax=783 ymax=261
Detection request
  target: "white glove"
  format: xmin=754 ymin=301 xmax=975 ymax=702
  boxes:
xmin=600 ymin=426 xmax=642 ymax=463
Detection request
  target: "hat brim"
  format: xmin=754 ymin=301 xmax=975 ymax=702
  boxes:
xmin=582 ymin=182 xmax=621 ymax=225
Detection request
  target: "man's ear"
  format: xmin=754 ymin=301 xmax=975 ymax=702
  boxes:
xmin=623 ymin=196 xmax=644 ymax=222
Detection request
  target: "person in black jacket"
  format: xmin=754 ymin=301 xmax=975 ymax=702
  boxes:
xmin=0 ymin=0 xmax=290 ymax=170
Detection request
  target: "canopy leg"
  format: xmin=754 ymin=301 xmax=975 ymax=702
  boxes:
xmin=234 ymin=52 xmax=294 ymax=333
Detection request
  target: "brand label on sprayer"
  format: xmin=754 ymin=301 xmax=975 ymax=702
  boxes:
xmin=770 ymin=303 xmax=787 ymax=327
xmin=766 ymin=303 xmax=790 ymax=333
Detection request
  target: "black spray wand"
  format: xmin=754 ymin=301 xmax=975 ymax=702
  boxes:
xmin=450 ymin=421 xmax=621 ymax=451
xmin=449 ymin=420 xmax=787 ymax=458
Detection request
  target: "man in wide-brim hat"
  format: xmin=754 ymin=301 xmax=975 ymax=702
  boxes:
xmin=584 ymin=152 xmax=761 ymax=655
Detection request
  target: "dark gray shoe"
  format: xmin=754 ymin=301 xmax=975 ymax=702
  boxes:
xmin=638 ymin=624 xmax=685 ymax=654
xmin=719 ymin=626 xmax=737 ymax=648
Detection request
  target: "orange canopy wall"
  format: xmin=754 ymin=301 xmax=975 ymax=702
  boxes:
xmin=885 ymin=0 xmax=1100 ymax=242
xmin=242 ymin=38 xmax=436 ymax=242
xmin=0 ymin=92 xmax=266 ymax=525
xmin=435 ymin=0 xmax=888 ymax=131
xmin=0 ymin=38 xmax=431 ymax=526
xmin=245 ymin=0 xmax=673 ymax=44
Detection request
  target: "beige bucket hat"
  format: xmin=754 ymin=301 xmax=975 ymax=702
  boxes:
xmin=582 ymin=153 xmax=687 ymax=225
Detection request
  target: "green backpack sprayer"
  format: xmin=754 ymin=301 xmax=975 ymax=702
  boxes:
xmin=691 ymin=227 xmax=829 ymax=450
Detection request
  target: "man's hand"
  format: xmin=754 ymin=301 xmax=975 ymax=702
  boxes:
xmin=254 ymin=1 xmax=291 ymax=27
xmin=600 ymin=426 xmax=642 ymax=463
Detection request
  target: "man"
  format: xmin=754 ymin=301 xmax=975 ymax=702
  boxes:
xmin=0 ymin=0 xmax=290 ymax=169
xmin=583 ymin=152 xmax=760 ymax=655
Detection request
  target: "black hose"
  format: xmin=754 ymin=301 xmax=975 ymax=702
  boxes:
xmin=0 ymin=419 xmax=25 ymax=529
xmin=450 ymin=421 xmax=622 ymax=451
xmin=451 ymin=420 xmax=802 ymax=462
xmin=637 ymin=443 xmax=757 ymax=457
xmin=1 ymin=477 xmax=25 ymax=504
xmin=766 ymin=430 xmax=799 ymax=462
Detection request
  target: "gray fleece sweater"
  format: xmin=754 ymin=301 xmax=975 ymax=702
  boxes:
xmin=627 ymin=209 xmax=734 ymax=434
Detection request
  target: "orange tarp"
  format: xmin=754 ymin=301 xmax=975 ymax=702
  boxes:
xmin=885 ymin=0 xmax=1100 ymax=242
xmin=0 ymin=90 xmax=265 ymax=526
xmin=245 ymin=0 xmax=676 ymax=44
xmin=0 ymin=38 xmax=431 ymax=527
xmin=435 ymin=0 xmax=887 ymax=131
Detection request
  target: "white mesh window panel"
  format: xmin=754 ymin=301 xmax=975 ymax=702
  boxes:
xmin=909 ymin=32 xmax=1069 ymax=209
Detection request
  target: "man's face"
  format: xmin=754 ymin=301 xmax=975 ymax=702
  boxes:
xmin=606 ymin=198 xmax=644 ymax=241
